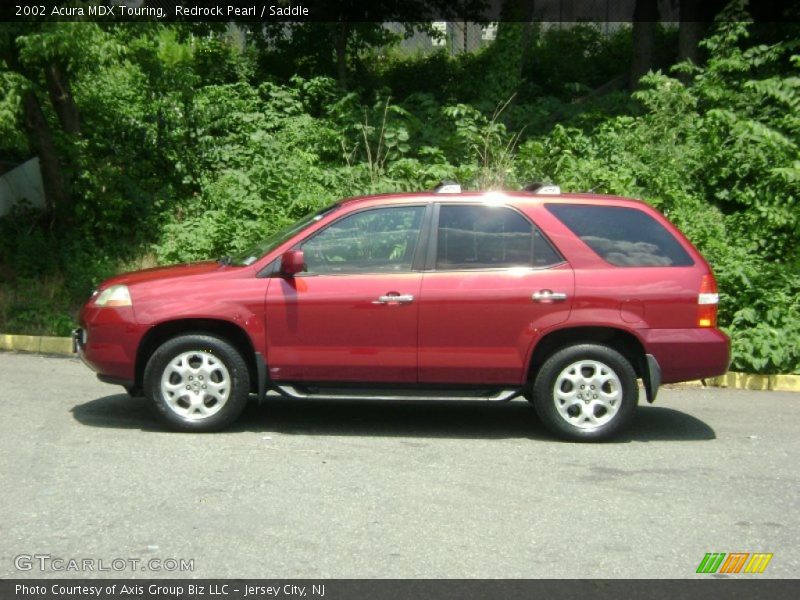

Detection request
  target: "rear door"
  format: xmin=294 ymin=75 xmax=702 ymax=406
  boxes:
xmin=265 ymin=204 xmax=427 ymax=383
xmin=418 ymin=203 xmax=574 ymax=385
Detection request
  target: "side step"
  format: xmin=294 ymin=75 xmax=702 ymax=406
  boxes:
xmin=274 ymin=385 xmax=522 ymax=403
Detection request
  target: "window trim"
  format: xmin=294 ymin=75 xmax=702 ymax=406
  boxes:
xmin=288 ymin=204 xmax=431 ymax=277
xmin=426 ymin=202 xmax=566 ymax=272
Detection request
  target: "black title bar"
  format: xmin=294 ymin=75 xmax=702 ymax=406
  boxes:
xmin=3 ymin=0 xmax=800 ymax=23
xmin=3 ymin=579 xmax=800 ymax=600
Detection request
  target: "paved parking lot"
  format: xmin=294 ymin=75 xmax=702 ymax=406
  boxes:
xmin=0 ymin=352 xmax=797 ymax=578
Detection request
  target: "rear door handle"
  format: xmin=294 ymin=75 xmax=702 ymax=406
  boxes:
xmin=532 ymin=290 xmax=568 ymax=303
xmin=374 ymin=294 xmax=415 ymax=304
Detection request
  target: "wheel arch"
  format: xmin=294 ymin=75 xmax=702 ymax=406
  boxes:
xmin=135 ymin=318 xmax=260 ymax=394
xmin=527 ymin=326 xmax=648 ymax=383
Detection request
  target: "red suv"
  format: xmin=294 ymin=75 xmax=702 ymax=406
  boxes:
xmin=74 ymin=186 xmax=729 ymax=441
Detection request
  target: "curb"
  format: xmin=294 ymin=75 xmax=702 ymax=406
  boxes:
xmin=0 ymin=333 xmax=73 ymax=356
xmin=705 ymin=372 xmax=800 ymax=393
xmin=0 ymin=333 xmax=798 ymax=392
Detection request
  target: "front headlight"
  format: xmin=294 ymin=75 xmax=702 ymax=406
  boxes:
xmin=94 ymin=285 xmax=132 ymax=307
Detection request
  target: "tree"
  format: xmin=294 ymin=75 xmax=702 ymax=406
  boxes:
xmin=0 ymin=22 xmax=130 ymax=225
xmin=0 ymin=25 xmax=71 ymax=223
xmin=677 ymin=0 xmax=704 ymax=67
xmin=630 ymin=0 xmax=659 ymax=89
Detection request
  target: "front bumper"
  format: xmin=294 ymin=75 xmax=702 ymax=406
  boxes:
xmin=75 ymin=305 xmax=140 ymax=383
xmin=73 ymin=328 xmax=134 ymax=387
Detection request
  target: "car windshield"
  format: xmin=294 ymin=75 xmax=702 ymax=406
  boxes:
xmin=230 ymin=203 xmax=340 ymax=266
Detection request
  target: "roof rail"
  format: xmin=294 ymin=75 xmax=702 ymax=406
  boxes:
xmin=523 ymin=182 xmax=561 ymax=195
xmin=434 ymin=181 xmax=461 ymax=194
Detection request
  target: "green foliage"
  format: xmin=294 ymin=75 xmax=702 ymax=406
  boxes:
xmin=0 ymin=70 xmax=27 ymax=156
xmin=370 ymin=50 xmax=458 ymax=101
xmin=16 ymin=22 xmax=123 ymax=73
xmin=0 ymin=275 xmax=76 ymax=337
xmin=152 ymin=80 xmax=345 ymax=263
xmin=523 ymin=23 xmax=630 ymax=99
xmin=457 ymin=23 xmax=524 ymax=109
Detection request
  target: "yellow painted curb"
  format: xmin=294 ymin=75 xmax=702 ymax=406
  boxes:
xmin=705 ymin=372 xmax=800 ymax=392
xmin=772 ymin=374 xmax=800 ymax=392
xmin=39 ymin=336 xmax=74 ymax=355
xmin=707 ymin=372 xmax=772 ymax=391
xmin=0 ymin=333 xmax=73 ymax=356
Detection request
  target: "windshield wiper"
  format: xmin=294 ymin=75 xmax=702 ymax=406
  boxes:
xmin=217 ymin=256 xmax=232 ymax=265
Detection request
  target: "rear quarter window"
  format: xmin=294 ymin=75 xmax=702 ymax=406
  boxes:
xmin=545 ymin=203 xmax=694 ymax=267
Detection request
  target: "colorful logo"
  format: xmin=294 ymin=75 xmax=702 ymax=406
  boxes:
xmin=696 ymin=552 xmax=773 ymax=574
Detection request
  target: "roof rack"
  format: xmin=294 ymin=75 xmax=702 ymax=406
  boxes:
xmin=523 ymin=182 xmax=561 ymax=195
xmin=434 ymin=181 xmax=461 ymax=194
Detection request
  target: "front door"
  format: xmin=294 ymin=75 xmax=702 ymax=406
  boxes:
xmin=265 ymin=205 xmax=426 ymax=383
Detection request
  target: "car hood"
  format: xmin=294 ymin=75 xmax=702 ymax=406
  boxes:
xmin=99 ymin=261 xmax=228 ymax=288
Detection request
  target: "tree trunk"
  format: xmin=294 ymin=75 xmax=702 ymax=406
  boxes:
xmin=519 ymin=0 xmax=537 ymax=79
xmin=44 ymin=62 xmax=81 ymax=135
xmin=332 ymin=23 xmax=349 ymax=89
xmin=22 ymin=90 xmax=69 ymax=223
xmin=677 ymin=0 xmax=727 ymax=80
xmin=630 ymin=0 xmax=659 ymax=90
xmin=678 ymin=20 xmax=703 ymax=65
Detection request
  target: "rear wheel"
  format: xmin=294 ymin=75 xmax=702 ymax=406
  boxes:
xmin=532 ymin=344 xmax=638 ymax=442
xmin=144 ymin=334 xmax=250 ymax=432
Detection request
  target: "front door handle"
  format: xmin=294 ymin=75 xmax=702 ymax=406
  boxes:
xmin=374 ymin=294 xmax=415 ymax=304
xmin=532 ymin=290 xmax=568 ymax=303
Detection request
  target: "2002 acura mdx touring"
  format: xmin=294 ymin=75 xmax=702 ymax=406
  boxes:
xmin=73 ymin=185 xmax=730 ymax=441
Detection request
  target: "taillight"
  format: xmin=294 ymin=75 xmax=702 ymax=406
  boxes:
xmin=697 ymin=274 xmax=719 ymax=328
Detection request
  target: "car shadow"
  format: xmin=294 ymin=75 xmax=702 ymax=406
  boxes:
xmin=71 ymin=394 xmax=162 ymax=432
xmin=72 ymin=394 xmax=716 ymax=442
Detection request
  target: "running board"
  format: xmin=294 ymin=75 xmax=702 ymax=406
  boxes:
xmin=274 ymin=385 xmax=522 ymax=403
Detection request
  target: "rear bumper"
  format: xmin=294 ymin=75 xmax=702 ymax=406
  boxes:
xmin=641 ymin=327 xmax=730 ymax=384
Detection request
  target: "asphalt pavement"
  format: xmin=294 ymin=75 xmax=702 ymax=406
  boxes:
xmin=0 ymin=352 xmax=797 ymax=579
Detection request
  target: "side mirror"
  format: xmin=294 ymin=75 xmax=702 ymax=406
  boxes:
xmin=280 ymin=250 xmax=305 ymax=276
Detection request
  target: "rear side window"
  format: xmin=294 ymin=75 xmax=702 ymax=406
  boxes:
xmin=436 ymin=205 xmax=563 ymax=270
xmin=546 ymin=204 xmax=694 ymax=267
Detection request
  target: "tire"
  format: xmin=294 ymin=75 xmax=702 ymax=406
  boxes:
xmin=124 ymin=385 xmax=143 ymax=398
xmin=143 ymin=333 xmax=250 ymax=432
xmin=532 ymin=344 xmax=638 ymax=442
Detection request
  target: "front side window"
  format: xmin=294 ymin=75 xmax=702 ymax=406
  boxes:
xmin=546 ymin=203 xmax=694 ymax=267
xmin=435 ymin=205 xmax=562 ymax=270
xmin=232 ymin=203 xmax=340 ymax=266
xmin=301 ymin=206 xmax=424 ymax=274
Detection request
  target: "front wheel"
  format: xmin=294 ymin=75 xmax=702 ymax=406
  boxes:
xmin=532 ymin=344 xmax=638 ymax=442
xmin=143 ymin=334 xmax=250 ymax=432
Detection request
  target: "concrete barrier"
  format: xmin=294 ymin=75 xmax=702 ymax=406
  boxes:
xmin=0 ymin=333 xmax=73 ymax=356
